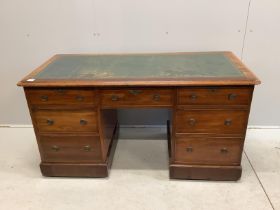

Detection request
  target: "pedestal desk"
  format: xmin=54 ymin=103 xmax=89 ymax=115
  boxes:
xmin=17 ymin=52 xmax=260 ymax=181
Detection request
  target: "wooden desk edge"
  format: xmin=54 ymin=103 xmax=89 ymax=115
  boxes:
xmin=17 ymin=80 xmax=260 ymax=87
xmin=17 ymin=51 xmax=261 ymax=87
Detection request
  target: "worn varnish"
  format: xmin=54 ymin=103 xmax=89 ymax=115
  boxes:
xmin=18 ymin=52 xmax=260 ymax=181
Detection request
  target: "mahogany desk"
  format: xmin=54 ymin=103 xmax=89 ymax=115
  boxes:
xmin=17 ymin=52 xmax=260 ymax=181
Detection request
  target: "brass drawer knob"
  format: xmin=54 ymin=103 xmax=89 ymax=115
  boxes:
xmin=51 ymin=145 xmax=60 ymax=152
xmin=190 ymin=94 xmax=197 ymax=100
xmin=153 ymin=94 xmax=160 ymax=101
xmin=46 ymin=119 xmax=54 ymax=125
xmin=224 ymin=119 xmax=232 ymax=126
xmin=228 ymin=93 xmax=237 ymax=100
xmin=76 ymin=95 xmax=84 ymax=101
xmin=111 ymin=95 xmax=119 ymax=101
xmin=80 ymin=119 xmax=87 ymax=125
xmin=41 ymin=95 xmax=48 ymax=102
xmin=55 ymin=89 xmax=65 ymax=94
xmin=188 ymin=118 xmax=196 ymax=126
xmin=128 ymin=90 xmax=142 ymax=95
xmin=83 ymin=145 xmax=91 ymax=152
xmin=186 ymin=147 xmax=193 ymax=152
xmin=208 ymin=87 xmax=217 ymax=92
xmin=220 ymin=148 xmax=228 ymax=154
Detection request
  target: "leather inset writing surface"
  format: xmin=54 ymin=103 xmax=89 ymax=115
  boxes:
xmin=34 ymin=53 xmax=244 ymax=80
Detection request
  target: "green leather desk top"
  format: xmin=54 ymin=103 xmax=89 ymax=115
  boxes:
xmin=18 ymin=52 xmax=260 ymax=87
xmin=34 ymin=53 xmax=243 ymax=79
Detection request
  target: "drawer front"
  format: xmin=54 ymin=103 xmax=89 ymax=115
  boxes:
xmin=175 ymin=136 xmax=243 ymax=165
xmin=175 ymin=109 xmax=248 ymax=134
xmin=101 ymin=88 xmax=173 ymax=107
xmin=40 ymin=135 xmax=102 ymax=163
xmin=177 ymin=87 xmax=252 ymax=105
xmin=34 ymin=109 xmax=98 ymax=133
xmin=25 ymin=88 xmax=96 ymax=105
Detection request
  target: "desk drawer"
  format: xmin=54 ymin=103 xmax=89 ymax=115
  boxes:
xmin=25 ymin=88 xmax=96 ymax=106
xmin=34 ymin=109 xmax=98 ymax=133
xmin=177 ymin=87 xmax=252 ymax=105
xmin=175 ymin=109 xmax=248 ymax=134
xmin=40 ymin=135 xmax=102 ymax=163
xmin=101 ymin=88 xmax=173 ymax=107
xmin=175 ymin=136 xmax=243 ymax=165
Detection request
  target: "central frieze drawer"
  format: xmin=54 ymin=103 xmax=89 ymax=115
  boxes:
xmin=39 ymin=134 xmax=102 ymax=163
xmin=25 ymin=88 xmax=96 ymax=106
xmin=177 ymin=87 xmax=253 ymax=105
xmin=175 ymin=109 xmax=248 ymax=134
xmin=33 ymin=109 xmax=98 ymax=133
xmin=101 ymin=88 xmax=173 ymax=107
xmin=175 ymin=136 xmax=243 ymax=165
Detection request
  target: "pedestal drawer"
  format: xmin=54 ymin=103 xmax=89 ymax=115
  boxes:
xmin=175 ymin=136 xmax=244 ymax=165
xmin=175 ymin=109 xmax=248 ymax=134
xmin=40 ymin=135 xmax=102 ymax=163
xmin=33 ymin=109 xmax=98 ymax=133
xmin=25 ymin=88 xmax=96 ymax=106
xmin=177 ymin=86 xmax=252 ymax=105
xmin=101 ymin=88 xmax=173 ymax=107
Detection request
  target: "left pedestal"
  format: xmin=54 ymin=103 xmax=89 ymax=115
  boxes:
xmin=24 ymin=88 xmax=118 ymax=178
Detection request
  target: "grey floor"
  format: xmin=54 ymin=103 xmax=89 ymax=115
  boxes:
xmin=0 ymin=127 xmax=279 ymax=210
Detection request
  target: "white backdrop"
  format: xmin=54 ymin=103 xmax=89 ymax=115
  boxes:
xmin=0 ymin=0 xmax=278 ymax=125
